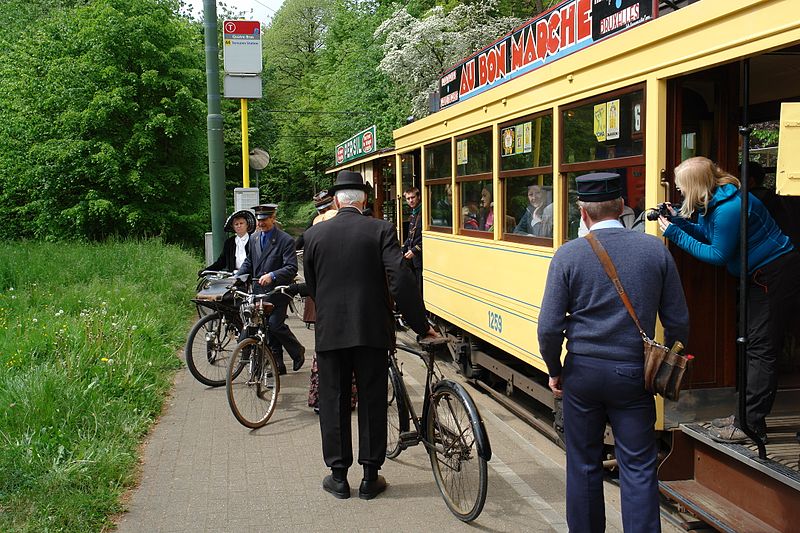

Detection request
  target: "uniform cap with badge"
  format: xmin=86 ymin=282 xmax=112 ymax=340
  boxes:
xmin=252 ymin=204 xmax=278 ymax=220
xmin=576 ymin=172 xmax=622 ymax=202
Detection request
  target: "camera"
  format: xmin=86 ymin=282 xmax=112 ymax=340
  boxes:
xmin=646 ymin=202 xmax=672 ymax=221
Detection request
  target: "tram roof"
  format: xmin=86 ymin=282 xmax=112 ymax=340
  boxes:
xmin=325 ymin=147 xmax=397 ymax=175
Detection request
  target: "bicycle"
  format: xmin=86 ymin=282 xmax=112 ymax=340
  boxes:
xmin=225 ymin=285 xmax=292 ymax=429
xmin=194 ymin=270 xmax=233 ymax=318
xmin=387 ymin=336 xmax=492 ymax=522
xmin=185 ymin=273 xmax=244 ymax=387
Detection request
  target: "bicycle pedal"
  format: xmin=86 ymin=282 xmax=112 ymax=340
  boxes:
xmin=399 ymin=431 xmax=419 ymax=446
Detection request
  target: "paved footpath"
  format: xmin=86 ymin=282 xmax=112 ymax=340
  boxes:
xmin=115 ymin=315 xmax=690 ymax=533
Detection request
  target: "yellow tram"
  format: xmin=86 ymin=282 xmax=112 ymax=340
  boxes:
xmin=382 ymin=0 xmax=799 ymax=530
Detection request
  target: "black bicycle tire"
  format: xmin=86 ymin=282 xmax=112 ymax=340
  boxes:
xmin=226 ymin=338 xmax=280 ymax=429
xmin=185 ymin=312 xmax=235 ymax=387
xmin=386 ymin=360 xmax=409 ymax=459
xmin=425 ymin=380 xmax=488 ymax=522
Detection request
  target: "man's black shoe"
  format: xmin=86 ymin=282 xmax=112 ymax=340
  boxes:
xmin=358 ymin=476 xmax=387 ymax=500
xmin=293 ymin=347 xmax=306 ymax=371
xmin=323 ymin=475 xmax=350 ymax=499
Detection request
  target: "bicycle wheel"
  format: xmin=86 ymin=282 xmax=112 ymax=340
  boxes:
xmin=185 ymin=312 xmax=237 ymax=387
xmin=426 ymin=380 xmax=488 ymax=522
xmin=386 ymin=360 xmax=409 ymax=459
xmin=227 ymin=338 xmax=280 ymax=429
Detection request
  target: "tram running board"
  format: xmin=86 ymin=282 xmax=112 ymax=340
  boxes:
xmin=472 ymin=379 xmax=561 ymax=445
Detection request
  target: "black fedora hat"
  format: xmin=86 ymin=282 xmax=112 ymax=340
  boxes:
xmin=223 ymin=209 xmax=256 ymax=233
xmin=329 ymin=170 xmax=371 ymax=194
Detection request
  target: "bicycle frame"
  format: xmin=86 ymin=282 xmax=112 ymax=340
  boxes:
xmin=392 ymin=343 xmax=492 ymax=461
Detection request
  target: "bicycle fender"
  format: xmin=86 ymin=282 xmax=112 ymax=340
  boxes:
xmin=434 ymin=379 xmax=492 ymax=461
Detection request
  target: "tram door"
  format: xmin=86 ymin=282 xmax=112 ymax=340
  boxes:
xmin=668 ymin=51 xmax=800 ymax=394
xmin=374 ymin=156 xmax=395 ymax=224
xmin=666 ymin=64 xmax=740 ymax=391
xmin=399 ymin=150 xmax=421 ymax=243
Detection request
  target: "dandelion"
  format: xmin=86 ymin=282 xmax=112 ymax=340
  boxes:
xmin=8 ymin=287 xmax=13 ymax=291
xmin=131 ymin=325 xmax=138 ymax=331
xmin=55 ymin=309 xmax=64 ymax=317
xmin=32 ymin=318 xmax=38 ymax=323
xmin=101 ymin=357 xmax=109 ymax=362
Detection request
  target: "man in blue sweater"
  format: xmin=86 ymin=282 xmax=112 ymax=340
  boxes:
xmin=538 ymin=173 xmax=690 ymax=533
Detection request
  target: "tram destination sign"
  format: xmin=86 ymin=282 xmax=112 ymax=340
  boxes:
xmin=335 ymin=125 xmax=377 ymax=165
xmin=223 ymin=20 xmax=262 ymax=74
xmin=437 ymin=0 xmax=653 ymax=110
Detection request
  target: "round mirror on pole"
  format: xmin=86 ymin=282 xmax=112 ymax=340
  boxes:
xmin=249 ymin=148 xmax=270 ymax=191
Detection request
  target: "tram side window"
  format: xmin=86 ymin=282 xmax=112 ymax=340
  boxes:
xmin=562 ymin=90 xmax=644 ymax=164
xmin=429 ymin=183 xmax=453 ymax=228
xmin=425 ymin=140 xmax=453 ymax=231
xmin=500 ymin=113 xmax=554 ymax=245
xmin=461 ymin=180 xmax=493 ymax=232
xmin=505 ymin=176 xmax=554 ymax=239
xmin=456 ymin=129 xmax=494 ymax=237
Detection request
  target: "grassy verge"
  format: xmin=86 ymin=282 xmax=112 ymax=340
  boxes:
xmin=0 ymin=240 xmax=199 ymax=532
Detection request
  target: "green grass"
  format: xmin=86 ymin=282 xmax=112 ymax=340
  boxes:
xmin=0 ymin=240 xmax=199 ymax=532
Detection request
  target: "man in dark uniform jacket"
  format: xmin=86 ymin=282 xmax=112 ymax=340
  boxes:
xmin=537 ymin=173 xmax=689 ymax=533
xmin=238 ymin=204 xmax=305 ymax=375
xmin=303 ymin=171 xmax=437 ymax=500
xmin=401 ymin=186 xmax=423 ymax=292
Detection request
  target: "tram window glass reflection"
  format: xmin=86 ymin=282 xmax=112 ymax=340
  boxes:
xmin=456 ymin=130 xmax=492 ymax=177
xmin=429 ymin=183 xmax=453 ymax=228
xmin=564 ymin=167 xmax=646 ymax=241
xmin=500 ymin=115 xmax=553 ymax=170
xmin=425 ymin=141 xmax=451 ymax=180
xmin=562 ymin=89 xmax=644 ymax=164
xmin=505 ymin=175 xmax=554 ymax=242
xmin=460 ymin=181 xmax=493 ymax=233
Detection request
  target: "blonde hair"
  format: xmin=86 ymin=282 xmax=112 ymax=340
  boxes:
xmin=674 ymin=157 xmax=740 ymax=218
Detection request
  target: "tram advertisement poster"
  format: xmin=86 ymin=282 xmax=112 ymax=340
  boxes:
xmin=335 ymin=125 xmax=377 ymax=165
xmin=437 ymin=0 xmax=653 ymax=110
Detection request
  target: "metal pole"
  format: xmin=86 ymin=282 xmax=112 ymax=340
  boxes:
xmin=241 ymin=98 xmax=250 ymax=188
xmin=204 ymin=0 xmax=226 ymax=257
xmin=737 ymin=58 xmax=766 ymax=459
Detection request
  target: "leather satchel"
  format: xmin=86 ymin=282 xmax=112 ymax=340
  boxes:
xmin=586 ymin=233 xmax=691 ymax=400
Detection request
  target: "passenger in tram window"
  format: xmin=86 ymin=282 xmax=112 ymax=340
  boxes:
xmin=479 ymin=186 xmax=494 ymax=231
xmin=513 ymin=184 xmax=553 ymax=237
xmin=432 ymin=183 xmax=453 ymax=226
xmin=303 ymin=170 xmax=438 ymax=500
xmin=462 ymin=203 xmax=479 ymax=230
xmin=539 ymin=172 xmax=689 ymax=533
xmin=660 ymin=156 xmax=800 ymax=444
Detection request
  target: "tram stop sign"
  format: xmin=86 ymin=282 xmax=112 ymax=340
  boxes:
xmin=223 ymin=20 xmax=262 ymax=74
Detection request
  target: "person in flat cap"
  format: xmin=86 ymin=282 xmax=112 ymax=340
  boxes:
xmin=537 ymin=171 xmax=689 ymax=532
xmin=237 ymin=203 xmax=305 ymax=375
xmin=303 ymin=169 xmax=439 ymax=500
xmin=200 ymin=209 xmax=256 ymax=276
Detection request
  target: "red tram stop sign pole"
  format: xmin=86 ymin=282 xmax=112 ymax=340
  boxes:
xmin=222 ymin=20 xmax=263 ymax=190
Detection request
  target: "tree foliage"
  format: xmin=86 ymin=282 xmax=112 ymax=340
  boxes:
xmin=0 ymin=0 xmax=208 ymax=243
xmin=374 ymin=1 xmax=523 ymax=118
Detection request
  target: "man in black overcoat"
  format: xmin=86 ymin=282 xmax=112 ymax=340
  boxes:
xmin=303 ymin=171 xmax=437 ymax=500
xmin=238 ymin=204 xmax=305 ymax=374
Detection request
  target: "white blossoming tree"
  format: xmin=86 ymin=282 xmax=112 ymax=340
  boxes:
xmin=375 ymin=1 xmax=523 ymax=119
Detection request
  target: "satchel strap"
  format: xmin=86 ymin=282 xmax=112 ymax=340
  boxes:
xmin=585 ymin=232 xmax=648 ymax=339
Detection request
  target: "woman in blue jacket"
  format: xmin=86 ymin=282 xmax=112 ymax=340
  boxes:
xmin=659 ymin=156 xmax=800 ymax=444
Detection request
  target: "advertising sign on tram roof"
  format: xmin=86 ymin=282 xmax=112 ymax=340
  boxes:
xmin=335 ymin=125 xmax=377 ymax=166
xmin=437 ymin=0 xmax=653 ymax=110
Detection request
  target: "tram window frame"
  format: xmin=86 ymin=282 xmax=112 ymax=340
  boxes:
xmin=560 ymin=84 xmax=646 ymax=172
xmin=455 ymin=128 xmax=494 ymax=239
xmin=424 ymin=139 xmax=454 ymax=233
xmin=427 ymin=178 xmax=453 ymax=233
xmin=499 ymin=111 xmax=554 ymax=246
xmin=559 ymin=85 xmax=646 ymax=242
